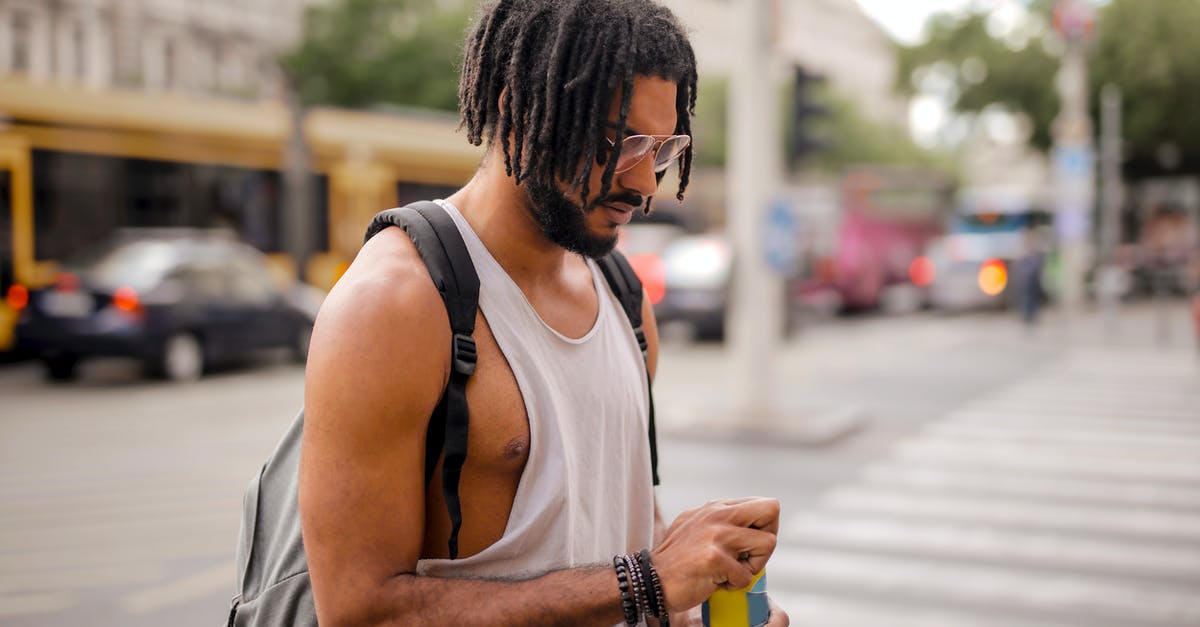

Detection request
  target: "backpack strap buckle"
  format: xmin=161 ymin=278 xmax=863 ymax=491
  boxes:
xmin=451 ymin=333 xmax=477 ymax=376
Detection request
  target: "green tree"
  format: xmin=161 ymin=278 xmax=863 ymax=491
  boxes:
xmin=896 ymin=11 xmax=1059 ymax=150
xmin=281 ymin=0 xmax=473 ymax=111
xmin=692 ymin=77 xmax=947 ymax=174
xmin=1089 ymin=0 xmax=1200 ymax=176
xmin=897 ymin=0 xmax=1200 ymax=176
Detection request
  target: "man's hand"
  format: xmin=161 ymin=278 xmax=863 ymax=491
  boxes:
xmin=650 ymin=497 xmax=781 ymax=613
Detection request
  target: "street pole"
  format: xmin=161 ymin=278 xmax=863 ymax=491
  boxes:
xmin=283 ymin=80 xmax=314 ymax=284
xmin=1098 ymin=85 xmax=1123 ymax=333
xmin=728 ymin=0 xmax=783 ymax=420
xmin=1050 ymin=0 xmax=1096 ymax=323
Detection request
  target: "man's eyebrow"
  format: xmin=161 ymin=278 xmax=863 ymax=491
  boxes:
xmin=605 ymin=120 xmax=646 ymax=136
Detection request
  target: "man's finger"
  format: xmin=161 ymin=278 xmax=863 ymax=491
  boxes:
xmin=726 ymin=498 xmax=781 ymax=533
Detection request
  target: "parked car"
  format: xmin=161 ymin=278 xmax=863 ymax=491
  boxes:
xmin=654 ymin=234 xmax=733 ymax=340
xmin=617 ymin=224 xmax=732 ymax=340
xmin=11 ymin=229 xmax=315 ymax=382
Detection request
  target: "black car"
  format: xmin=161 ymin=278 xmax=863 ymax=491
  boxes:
xmin=14 ymin=229 xmax=315 ymax=382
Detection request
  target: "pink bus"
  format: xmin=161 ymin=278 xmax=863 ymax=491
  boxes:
xmin=798 ymin=166 xmax=953 ymax=311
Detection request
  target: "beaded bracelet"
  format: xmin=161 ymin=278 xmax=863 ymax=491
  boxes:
xmin=624 ymin=554 xmax=652 ymax=620
xmin=612 ymin=555 xmax=640 ymax=625
xmin=638 ymin=549 xmax=668 ymax=625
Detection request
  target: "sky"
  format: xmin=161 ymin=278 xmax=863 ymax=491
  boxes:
xmin=853 ymin=0 xmax=976 ymax=45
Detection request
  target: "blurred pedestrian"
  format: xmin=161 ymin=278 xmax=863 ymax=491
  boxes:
xmin=1014 ymin=225 xmax=1046 ymax=328
xmin=231 ymin=1 xmax=787 ymax=626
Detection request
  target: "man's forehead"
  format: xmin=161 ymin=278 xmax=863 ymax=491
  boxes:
xmin=605 ymin=76 xmax=679 ymax=133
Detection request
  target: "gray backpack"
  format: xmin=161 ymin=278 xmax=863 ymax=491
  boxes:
xmin=227 ymin=202 xmax=657 ymax=625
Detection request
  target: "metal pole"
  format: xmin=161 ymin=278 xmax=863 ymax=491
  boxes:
xmin=1051 ymin=38 xmax=1095 ymax=320
xmin=728 ymin=0 xmax=783 ymax=420
xmin=1099 ymin=84 xmax=1123 ymax=333
xmin=283 ymin=81 xmax=313 ymax=283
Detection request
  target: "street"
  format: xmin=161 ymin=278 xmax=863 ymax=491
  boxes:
xmin=1 ymin=304 xmax=1197 ymax=626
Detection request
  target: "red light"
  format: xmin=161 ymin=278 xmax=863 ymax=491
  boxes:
xmin=55 ymin=273 xmax=80 ymax=293
xmin=978 ymin=259 xmax=1008 ymax=296
xmin=909 ymin=256 xmax=936 ymax=287
xmin=628 ymin=254 xmax=667 ymax=305
xmin=6 ymin=285 xmax=28 ymax=310
xmin=112 ymin=286 xmax=140 ymax=313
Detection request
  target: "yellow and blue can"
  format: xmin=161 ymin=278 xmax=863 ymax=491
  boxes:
xmin=701 ymin=570 xmax=769 ymax=627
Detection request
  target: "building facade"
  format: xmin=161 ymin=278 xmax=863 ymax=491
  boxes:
xmin=0 ymin=0 xmax=318 ymax=98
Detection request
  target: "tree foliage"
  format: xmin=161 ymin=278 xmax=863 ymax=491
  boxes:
xmin=281 ymin=0 xmax=473 ymax=111
xmin=1089 ymin=0 xmax=1200 ymax=176
xmin=692 ymin=77 xmax=947 ymax=174
xmin=897 ymin=0 xmax=1200 ymax=176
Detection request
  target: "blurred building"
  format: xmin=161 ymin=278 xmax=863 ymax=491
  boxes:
xmin=661 ymin=0 xmax=908 ymax=128
xmin=0 ymin=0 xmax=321 ymax=99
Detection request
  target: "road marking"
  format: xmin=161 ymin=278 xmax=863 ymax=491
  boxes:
xmin=822 ymin=486 xmax=1200 ymax=541
xmin=0 ymin=591 xmax=78 ymax=616
xmin=767 ymin=546 xmax=1200 ymax=626
xmin=770 ymin=590 xmax=1088 ymax=627
xmin=0 ymin=562 xmax=167 ymax=592
xmin=118 ymin=560 xmax=234 ymax=615
xmin=784 ymin=512 xmax=1200 ymax=580
xmin=926 ymin=421 xmax=1200 ymax=451
xmin=904 ymin=431 xmax=1200 ymax=463
xmin=893 ymin=439 xmax=1200 ymax=483
xmin=945 ymin=411 xmax=1200 ymax=437
xmin=860 ymin=463 xmax=1200 ymax=511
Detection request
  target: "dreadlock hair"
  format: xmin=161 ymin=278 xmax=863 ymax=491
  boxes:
xmin=458 ymin=0 xmax=698 ymax=209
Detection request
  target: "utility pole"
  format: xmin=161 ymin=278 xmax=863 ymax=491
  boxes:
xmin=1098 ymin=85 xmax=1124 ymax=333
xmin=728 ymin=0 xmax=783 ymax=420
xmin=283 ymin=78 xmax=314 ymax=284
xmin=1050 ymin=0 xmax=1096 ymax=319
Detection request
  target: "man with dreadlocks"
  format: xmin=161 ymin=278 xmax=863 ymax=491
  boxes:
xmin=299 ymin=0 xmax=787 ymax=625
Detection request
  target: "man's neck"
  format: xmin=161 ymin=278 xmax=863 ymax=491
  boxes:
xmin=444 ymin=153 xmax=580 ymax=284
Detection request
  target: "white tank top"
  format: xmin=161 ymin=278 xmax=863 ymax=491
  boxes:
xmin=416 ymin=199 xmax=656 ymax=585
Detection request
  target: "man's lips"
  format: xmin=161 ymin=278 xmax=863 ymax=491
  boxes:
xmin=602 ymin=203 xmax=635 ymax=225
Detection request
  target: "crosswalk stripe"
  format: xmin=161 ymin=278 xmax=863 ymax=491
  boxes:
xmin=892 ymin=439 xmax=1200 ymax=483
xmin=0 ymin=510 xmax=235 ymax=552
xmin=0 ymin=563 xmax=168 ymax=593
xmin=860 ymin=463 xmax=1200 ymax=511
xmin=770 ymin=591 xmax=1089 ymax=627
xmin=118 ymin=560 xmax=234 ymax=615
xmin=963 ymin=399 xmax=1197 ymax=421
xmin=822 ymin=486 xmax=1200 ymax=541
xmin=903 ymin=432 xmax=1200 ymax=463
xmin=766 ymin=545 xmax=1200 ymax=626
xmin=0 ymin=591 xmax=78 ymax=617
xmin=0 ymin=534 xmax=232 ymax=574
xmin=784 ymin=512 xmax=1200 ymax=581
xmin=0 ymin=494 xmax=235 ymax=527
xmin=944 ymin=411 xmax=1200 ymax=437
xmin=926 ymin=421 xmax=1200 ymax=451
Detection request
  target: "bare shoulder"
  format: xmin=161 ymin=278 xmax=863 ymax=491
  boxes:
xmin=305 ymin=227 xmax=452 ymax=438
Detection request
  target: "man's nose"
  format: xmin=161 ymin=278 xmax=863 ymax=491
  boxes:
xmin=616 ymin=154 xmax=660 ymax=199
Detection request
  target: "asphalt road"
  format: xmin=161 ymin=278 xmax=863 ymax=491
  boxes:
xmin=0 ymin=304 xmax=1195 ymax=626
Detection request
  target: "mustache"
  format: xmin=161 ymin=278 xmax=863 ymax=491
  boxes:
xmin=592 ymin=193 xmax=645 ymax=210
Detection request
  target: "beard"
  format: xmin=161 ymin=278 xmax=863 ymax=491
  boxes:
xmin=525 ymin=177 xmax=626 ymax=259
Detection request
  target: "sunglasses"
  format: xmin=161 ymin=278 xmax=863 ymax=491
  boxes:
xmin=604 ymin=133 xmax=692 ymax=173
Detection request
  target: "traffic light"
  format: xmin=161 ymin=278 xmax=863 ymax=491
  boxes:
xmin=788 ymin=66 xmax=830 ymax=170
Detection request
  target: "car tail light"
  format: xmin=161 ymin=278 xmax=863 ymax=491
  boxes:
xmin=55 ymin=272 xmax=80 ymax=293
xmin=629 ymin=254 xmax=667 ymax=305
xmin=5 ymin=284 xmax=28 ymax=310
xmin=978 ymin=259 xmax=1008 ymax=296
xmin=112 ymin=286 xmax=141 ymax=313
xmin=909 ymin=256 xmax=935 ymax=287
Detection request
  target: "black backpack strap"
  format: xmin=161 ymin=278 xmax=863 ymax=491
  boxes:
xmin=597 ymin=250 xmax=660 ymax=487
xmin=364 ymin=201 xmax=478 ymax=559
